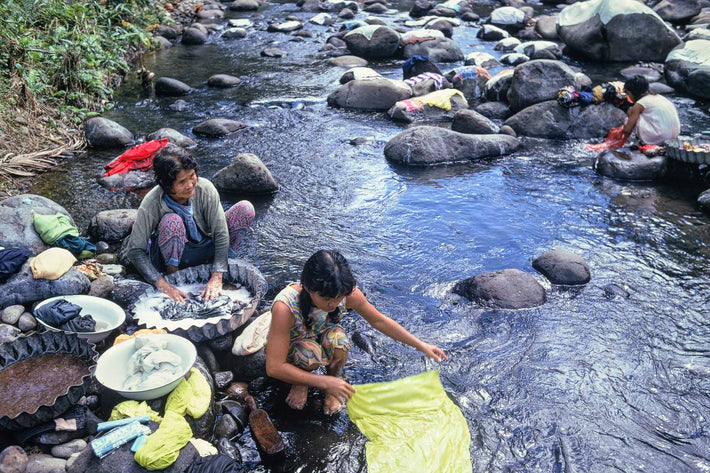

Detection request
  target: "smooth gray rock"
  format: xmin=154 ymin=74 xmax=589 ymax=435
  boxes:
xmin=402 ymin=37 xmax=464 ymax=63
xmin=229 ymin=0 xmax=260 ymax=10
xmin=212 ymin=153 xmax=278 ymax=194
xmin=453 ymin=269 xmax=546 ymax=309
xmin=499 ymin=125 xmax=517 ymax=137
xmin=489 ymin=6 xmax=527 ymax=31
xmin=0 ymin=445 xmax=27 ymax=473
xmin=698 ymin=188 xmax=710 ymax=216
xmin=344 ymin=25 xmax=401 ymax=58
xmin=338 ymin=7 xmax=356 ymax=19
xmin=155 ymin=77 xmax=191 ymax=97
xmin=0 ymin=324 xmax=21 ymax=344
xmin=89 ymin=276 xmax=115 ymax=299
xmin=17 ymin=312 xmax=36 ymax=331
xmin=222 ymin=347 xmax=267 ymax=381
xmin=88 ymin=209 xmax=137 ymax=243
xmin=593 ymin=149 xmax=668 ymax=181
xmin=25 ymin=453 xmax=66 ymax=473
xmin=84 ymin=117 xmax=133 ymax=149
xmin=653 ymin=0 xmax=701 ymax=21
xmin=207 ymin=74 xmax=242 ymax=88
xmin=484 ymin=71 xmax=515 ymax=101
xmin=532 ymin=249 xmax=591 ymax=285
xmin=474 ymin=101 xmax=510 ymax=119
xmin=261 ymin=47 xmax=286 ymax=57
xmin=267 ymin=20 xmax=303 ymax=32
xmin=665 ymin=40 xmax=710 ymax=99
xmin=214 ymin=412 xmax=239 ymax=439
xmin=328 ymin=55 xmax=368 ymax=68
xmin=101 ymin=264 xmax=125 ymax=278
xmin=110 ymin=279 xmax=153 ymax=310
xmin=214 ymin=371 xmax=234 ymax=389
xmin=384 ymin=126 xmax=519 ymax=166
xmin=649 ymin=82 xmax=676 ymax=94
xmin=328 ymin=78 xmax=412 ymax=110
xmin=193 ymin=118 xmax=248 ymax=137
xmin=1 ymin=305 xmax=24 ymax=325
xmin=451 ymin=109 xmax=500 ymax=134
xmin=513 ymin=40 xmax=563 ymax=60
xmin=222 ymin=27 xmax=247 ymax=38
xmin=557 ymin=0 xmax=681 ymax=62
xmin=0 ymin=263 xmax=90 ymax=310
xmin=51 ymin=440 xmax=87 ymax=459
xmin=477 ymin=24 xmax=510 ymax=41
xmin=507 ymin=60 xmax=591 ymax=112
xmin=98 ymin=170 xmax=154 ymax=191
xmin=153 ymin=35 xmax=173 ymax=49
xmin=0 ymin=194 xmax=74 ymax=254
xmin=155 ymin=25 xmax=179 ymax=40
xmin=147 ymin=128 xmax=197 ymax=149
xmin=504 ymin=101 xmax=626 ymax=139
xmin=364 ymin=2 xmax=388 ymax=13
xmin=181 ymin=27 xmax=209 ymax=45
xmin=535 ymin=14 xmax=558 ymax=39
xmin=620 ymin=66 xmax=662 ymax=82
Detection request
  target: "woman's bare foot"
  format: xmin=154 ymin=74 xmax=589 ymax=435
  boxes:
xmin=323 ymin=393 xmax=344 ymax=416
xmin=286 ymin=385 xmax=308 ymax=410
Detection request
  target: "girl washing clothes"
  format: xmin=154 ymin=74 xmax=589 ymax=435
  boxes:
xmin=266 ymin=250 xmax=448 ymax=415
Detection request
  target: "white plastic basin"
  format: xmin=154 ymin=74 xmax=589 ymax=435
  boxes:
xmin=34 ymin=295 xmax=126 ymax=344
xmin=95 ymin=333 xmax=197 ymax=400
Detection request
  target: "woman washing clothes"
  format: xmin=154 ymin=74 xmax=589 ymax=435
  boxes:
xmin=126 ymin=145 xmax=254 ymax=303
xmin=622 ymin=75 xmax=681 ymax=145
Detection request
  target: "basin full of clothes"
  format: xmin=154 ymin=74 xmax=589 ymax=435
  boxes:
xmin=131 ymin=260 xmax=267 ymax=343
xmin=33 ymin=295 xmax=126 ymax=344
xmin=95 ymin=333 xmax=197 ymax=400
xmin=664 ymin=135 xmax=710 ymax=164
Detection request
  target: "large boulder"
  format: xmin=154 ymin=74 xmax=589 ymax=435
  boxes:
xmin=535 ymin=14 xmax=558 ymax=39
xmin=504 ymin=101 xmax=626 ymax=139
xmin=343 ymin=25 xmax=401 ymax=59
xmin=653 ymin=0 xmax=701 ymax=22
xmin=181 ymin=27 xmax=208 ymax=45
xmin=84 ymin=118 xmax=133 ymax=149
xmin=87 ymin=209 xmax=137 ymax=243
xmin=327 ymin=78 xmax=412 ymax=110
xmin=532 ymin=249 xmax=591 ymax=285
xmin=146 ymin=128 xmax=197 ymax=149
xmin=211 ymin=153 xmax=278 ymax=194
xmin=451 ymin=109 xmax=500 ymax=134
xmin=384 ymin=126 xmax=519 ymax=166
xmin=664 ymin=40 xmax=710 ymax=99
xmin=0 ymin=263 xmax=90 ymax=310
xmin=402 ymin=37 xmax=464 ymax=63
xmin=489 ymin=6 xmax=527 ymax=32
xmin=387 ymin=90 xmax=468 ymax=123
xmin=698 ymin=188 xmax=710 ymax=216
xmin=192 ymin=119 xmax=248 ymax=137
xmin=593 ymin=149 xmax=668 ymax=181
xmin=477 ymin=24 xmax=510 ymax=41
xmin=155 ymin=77 xmax=191 ymax=97
xmin=98 ymin=171 xmax=155 ymax=191
xmin=0 ymin=194 xmax=73 ymax=254
xmin=484 ymin=70 xmax=515 ymax=102
xmin=557 ymin=0 xmax=681 ymax=62
xmin=452 ymin=269 xmax=546 ymax=309
xmin=513 ymin=40 xmax=563 ymax=60
xmin=507 ymin=60 xmax=591 ymax=112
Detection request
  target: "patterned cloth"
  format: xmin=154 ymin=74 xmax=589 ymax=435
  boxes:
xmin=272 ymin=284 xmax=350 ymax=369
xmin=403 ymin=72 xmax=447 ymax=90
xmin=156 ymin=200 xmax=254 ymax=267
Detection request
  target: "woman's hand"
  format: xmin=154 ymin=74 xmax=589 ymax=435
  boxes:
xmin=200 ymin=272 xmax=223 ymax=301
xmin=419 ymin=343 xmax=449 ymax=363
xmin=155 ymin=278 xmax=189 ymax=304
xmin=320 ymin=375 xmax=356 ymax=402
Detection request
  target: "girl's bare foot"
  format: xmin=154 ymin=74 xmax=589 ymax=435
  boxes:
xmin=323 ymin=393 xmax=344 ymax=415
xmin=286 ymin=385 xmax=308 ymax=410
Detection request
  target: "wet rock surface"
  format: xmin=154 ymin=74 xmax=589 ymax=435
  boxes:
xmin=532 ymin=249 xmax=591 ymax=285
xmin=453 ymin=269 xmax=546 ymax=309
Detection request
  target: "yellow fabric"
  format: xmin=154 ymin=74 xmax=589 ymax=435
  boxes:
xmin=347 ymin=370 xmax=472 ymax=473
xmin=189 ymin=438 xmax=218 ymax=456
xmin=134 ymin=411 xmax=192 ymax=471
xmin=113 ymin=329 xmax=168 ymax=346
xmin=592 ymin=85 xmax=604 ymax=104
xmin=164 ymin=368 xmax=211 ymax=419
xmin=412 ymin=89 xmax=466 ymax=111
xmin=108 ymin=400 xmax=163 ymax=423
xmin=30 ymin=248 xmax=76 ymax=280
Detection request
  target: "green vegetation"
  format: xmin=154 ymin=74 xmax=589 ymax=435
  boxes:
xmin=0 ymin=0 xmax=172 ymax=189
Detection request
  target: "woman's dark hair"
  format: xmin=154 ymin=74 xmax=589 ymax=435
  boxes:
xmin=299 ymin=250 xmax=356 ymax=329
xmin=624 ymin=75 xmax=650 ymax=100
xmin=153 ymin=144 xmax=199 ymax=194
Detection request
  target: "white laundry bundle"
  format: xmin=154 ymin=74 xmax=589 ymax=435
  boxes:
xmin=123 ymin=336 xmax=183 ymax=391
xmin=232 ymin=311 xmax=272 ymax=356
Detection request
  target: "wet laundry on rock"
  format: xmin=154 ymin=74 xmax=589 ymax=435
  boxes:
xmin=557 ymin=85 xmax=595 ymax=108
xmin=30 ymin=248 xmax=77 ymax=280
xmin=33 ymin=213 xmax=95 ymax=258
xmin=55 ymin=235 xmax=96 ymax=259
xmin=134 ymin=411 xmax=192 ymax=471
xmin=0 ymin=248 xmax=30 ymax=283
xmin=403 ymin=72 xmax=448 ymax=91
xmin=103 ymin=139 xmax=168 ymax=177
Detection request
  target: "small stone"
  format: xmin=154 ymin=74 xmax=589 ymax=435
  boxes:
xmin=101 ymin=264 xmax=125 ymax=277
xmin=214 ymin=371 xmax=234 ymax=389
xmin=0 ymin=324 xmax=21 ymax=344
xmin=261 ymin=47 xmax=287 ymax=57
xmin=89 ymin=276 xmax=115 ymax=299
xmin=96 ymin=253 xmax=117 ymax=264
xmin=1 ymin=305 xmax=24 ymax=325
xmin=25 ymin=453 xmax=67 ymax=473
xmin=499 ymin=125 xmax=517 ymax=137
xmin=0 ymin=445 xmax=28 ymax=473
xmin=222 ymin=27 xmax=247 ymax=39
xmin=96 ymin=241 xmax=110 ymax=252
xmin=18 ymin=313 xmax=37 ymax=331
xmin=51 ymin=439 xmax=87 ymax=459
xmin=214 ymin=413 xmax=239 ymax=439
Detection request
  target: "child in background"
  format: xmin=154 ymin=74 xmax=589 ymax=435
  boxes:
xmin=266 ymin=250 xmax=448 ymax=415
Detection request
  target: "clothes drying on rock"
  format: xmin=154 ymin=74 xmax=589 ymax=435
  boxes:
xmin=33 ymin=212 xmax=79 ymax=245
xmin=55 ymin=235 xmax=96 ymax=258
xmin=30 ymin=247 xmax=77 ymax=280
xmin=0 ymin=248 xmax=30 ymax=283
xmin=404 ymin=72 xmax=447 ymax=91
xmin=102 ymin=139 xmax=169 ymax=177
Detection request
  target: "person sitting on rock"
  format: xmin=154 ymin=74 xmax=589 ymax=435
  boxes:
xmin=265 ymin=249 xmax=448 ymax=415
xmin=621 ymin=75 xmax=680 ymax=145
xmin=126 ymin=145 xmax=254 ymax=303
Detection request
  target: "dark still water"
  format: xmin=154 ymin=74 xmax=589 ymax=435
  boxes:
xmin=31 ymin=1 xmax=709 ymax=471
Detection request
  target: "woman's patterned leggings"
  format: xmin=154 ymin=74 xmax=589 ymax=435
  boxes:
xmin=288 ymin=325 xmax=350 ymax=369
xmin=157 ymin=200 xmax=255 ymax=267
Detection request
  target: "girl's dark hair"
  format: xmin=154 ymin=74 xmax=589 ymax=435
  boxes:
xmin=153 ymin=144 xmax=199 ymax=194
xmin=299 ymin=250 xmax=356 ymax=330
xmin=624 ymin=75 xmax=650 ymax=100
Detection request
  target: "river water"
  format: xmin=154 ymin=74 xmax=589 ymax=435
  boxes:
xmin=31 ymin=1 xmax=710 ymax=471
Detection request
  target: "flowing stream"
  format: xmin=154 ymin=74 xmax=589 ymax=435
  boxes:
xmin=31 ymin=1 xmax=710 ymax=471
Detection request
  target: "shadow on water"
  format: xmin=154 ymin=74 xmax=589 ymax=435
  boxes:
xmin=29 ymin=0 xmax=710 ymax=471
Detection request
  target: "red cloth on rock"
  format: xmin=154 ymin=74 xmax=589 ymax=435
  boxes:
xmin=102 ymin=139 xmax=169 ymax=177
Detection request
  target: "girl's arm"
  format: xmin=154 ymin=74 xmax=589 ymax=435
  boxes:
xmin=622 ymin=103 xmax=644 ymax=135
xmin=265 ymin=301 xmax=356 ymax=400
xmin=346 ymin=288 xmax=448 ymax=362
